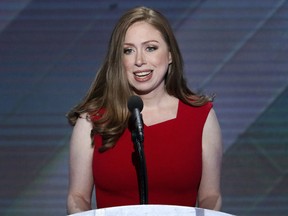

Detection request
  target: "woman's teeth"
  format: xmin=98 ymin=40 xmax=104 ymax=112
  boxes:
xmin=134 ymin=71 xmax=152 ymax=77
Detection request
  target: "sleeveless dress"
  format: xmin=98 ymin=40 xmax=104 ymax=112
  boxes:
xmin=92 ymin=100 xmax=212 ymax=208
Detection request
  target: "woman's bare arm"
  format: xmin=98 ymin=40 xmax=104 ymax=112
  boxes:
xmin=67 ymin=115 xmax=95 ymax=214
xmin=198 ymin=108 xmax=223 ymax=211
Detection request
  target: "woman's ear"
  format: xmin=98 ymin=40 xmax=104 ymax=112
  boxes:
xmin=168 ymin=51 xmax=172 ymax=64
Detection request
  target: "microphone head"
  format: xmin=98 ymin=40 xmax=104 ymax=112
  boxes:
xmin=127 ymin=95 xmax=143 ymax=112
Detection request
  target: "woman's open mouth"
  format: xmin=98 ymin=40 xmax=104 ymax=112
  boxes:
xmin=133 ymin=70 xmax=153 ymax=81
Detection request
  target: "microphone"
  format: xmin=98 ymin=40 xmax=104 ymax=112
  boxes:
xmin=128 ymin=95 xmax=148 ymax=204
xmin=128 ymin=95 xmax=144 ymax=142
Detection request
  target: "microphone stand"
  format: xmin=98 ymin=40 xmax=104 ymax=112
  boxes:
xmin=131 ymin=130 xmax=148 ymax=204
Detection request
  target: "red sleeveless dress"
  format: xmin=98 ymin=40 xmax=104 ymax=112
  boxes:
xmin=92 ymin=100 xmax=212 ymax=208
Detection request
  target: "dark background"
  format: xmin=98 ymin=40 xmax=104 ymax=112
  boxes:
xmin=0 ymin=0 xmax=287 ymax=215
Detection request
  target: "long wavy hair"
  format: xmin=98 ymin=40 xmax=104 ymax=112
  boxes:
xmin=67 ymin=6 xmax=209 ymax=152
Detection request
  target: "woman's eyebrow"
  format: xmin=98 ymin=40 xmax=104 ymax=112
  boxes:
xmin=123 ymin=40 xmax=160 ymax=46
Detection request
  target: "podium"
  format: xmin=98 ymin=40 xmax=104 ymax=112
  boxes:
xmin=68 ymin=205 xmax=235 ymax=216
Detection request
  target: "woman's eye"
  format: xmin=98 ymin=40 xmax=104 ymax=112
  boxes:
xmin=123 ymin=48 xmax=133 ymax=55
xmin=146 ymin=46 xmax=158 ymax=52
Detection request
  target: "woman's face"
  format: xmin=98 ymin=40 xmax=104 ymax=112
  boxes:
xmin=123 ymin=21 xmax=172 ymax=95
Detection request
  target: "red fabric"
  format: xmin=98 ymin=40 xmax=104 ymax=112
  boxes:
xmin=92 ymin=100 xmax=212 ymax=208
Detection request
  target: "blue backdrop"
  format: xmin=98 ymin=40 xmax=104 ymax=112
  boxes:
xmin=0 ymin=0 xmax=287 ymax=215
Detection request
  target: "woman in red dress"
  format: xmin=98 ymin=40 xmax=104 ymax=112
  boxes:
xmin=66 ymin=6 xmax=222 ymax=214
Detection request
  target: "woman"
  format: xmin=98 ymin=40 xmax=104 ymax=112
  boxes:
xmin=66 ymin=6 xmax=222 ymax=214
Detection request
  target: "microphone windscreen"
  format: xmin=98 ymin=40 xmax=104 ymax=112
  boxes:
xmin=128 ymin=95 xmax=143 ymax=112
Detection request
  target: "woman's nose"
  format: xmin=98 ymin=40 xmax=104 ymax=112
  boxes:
xmin=135 ymin=51 xmax=146 ymax=66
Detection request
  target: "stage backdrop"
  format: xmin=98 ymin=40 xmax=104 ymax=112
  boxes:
xmin=0 ymin=0 xmax=287 ymax=215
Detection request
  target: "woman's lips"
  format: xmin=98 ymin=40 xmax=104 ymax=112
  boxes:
xmin=133 ymin=70 xmax=153 ymax=82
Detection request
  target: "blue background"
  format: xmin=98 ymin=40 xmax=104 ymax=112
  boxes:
xmin=0 ymin=0 xmax=287 ymax=215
